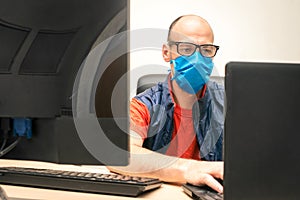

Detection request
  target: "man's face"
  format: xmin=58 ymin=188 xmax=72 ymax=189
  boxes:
xmin=163 ymin=16 xmax=214 ymax=63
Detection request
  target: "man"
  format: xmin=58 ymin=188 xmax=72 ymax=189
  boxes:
xmin=109 ymin=14 xmax=224 ymax=193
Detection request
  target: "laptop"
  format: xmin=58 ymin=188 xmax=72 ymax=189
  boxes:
xmin=183 ymin=61 xmax=300 ymax=200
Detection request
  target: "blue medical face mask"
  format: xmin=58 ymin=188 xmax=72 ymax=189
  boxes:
xmin=170 ymin=51 xmax=214 ymax=94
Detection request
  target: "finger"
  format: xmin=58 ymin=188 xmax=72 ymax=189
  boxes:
xmin=204 ymin=175 xmax=223 ymax=194
xmin=209 ymin=162 xmax=224 ymax=180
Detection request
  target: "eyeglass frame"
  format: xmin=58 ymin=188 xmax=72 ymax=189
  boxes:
xmin=167 ymin=41 xmax=220 ymax=58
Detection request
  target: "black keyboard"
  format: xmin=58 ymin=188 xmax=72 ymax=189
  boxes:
xmin=0 ymin=167 xmax=163 ymax=197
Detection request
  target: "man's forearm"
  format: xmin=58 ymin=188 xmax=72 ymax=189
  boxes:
xmin=108 ymin=144 xmax=224 ymax=193
xmin=108 ymin=144 xmax=188 ymax=183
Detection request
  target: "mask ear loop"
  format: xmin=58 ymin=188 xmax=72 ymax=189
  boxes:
xmin=169 ymin=60 xmax=176 ymax=81
xmin=167 ymin=44 xmax=178 ymax=80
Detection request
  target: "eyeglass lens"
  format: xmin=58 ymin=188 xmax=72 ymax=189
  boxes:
xmin=177 ymin=43 xmax=217 ymax=57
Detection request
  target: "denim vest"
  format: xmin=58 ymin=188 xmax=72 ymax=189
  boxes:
xmin=134 ymin=77 xmax=224 ymax=161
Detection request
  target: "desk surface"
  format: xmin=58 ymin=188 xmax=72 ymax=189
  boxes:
xmin=0 ymin=159 xmax=191 ymax=200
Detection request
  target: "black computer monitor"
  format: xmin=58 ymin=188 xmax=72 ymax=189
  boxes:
xmin=224 ymin=62 xmax=300 ymax=199
xmin=0 ymin=0 xmax=129 ymax=166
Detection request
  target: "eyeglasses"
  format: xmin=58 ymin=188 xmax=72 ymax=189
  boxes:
xmin=168 ymin=41 xmax=219 ymax=58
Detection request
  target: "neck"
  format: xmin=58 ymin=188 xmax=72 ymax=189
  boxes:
xmin=171 ymin=79 xmax=201 ymax=109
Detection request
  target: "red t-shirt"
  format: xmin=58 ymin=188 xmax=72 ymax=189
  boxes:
xmin=130 ymin=83 xmax=207 ymax=161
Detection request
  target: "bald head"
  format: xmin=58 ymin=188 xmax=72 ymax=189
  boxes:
xmin=167 ymin=15 xmax=214 ymax=43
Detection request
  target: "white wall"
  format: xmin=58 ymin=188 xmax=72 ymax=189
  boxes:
xmin=129 ymin=0 xmax=300 ymax=94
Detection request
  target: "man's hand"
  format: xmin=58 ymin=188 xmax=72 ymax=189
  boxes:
xmin=183 ymin=160 xmax=223 ymax=193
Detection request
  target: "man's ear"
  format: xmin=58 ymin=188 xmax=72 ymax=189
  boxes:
xmin=162 ymin=44 xmax=171 ymax=62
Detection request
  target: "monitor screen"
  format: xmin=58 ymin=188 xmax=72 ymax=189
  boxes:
xmin=0 ymin=0 xmax=129 ymax=166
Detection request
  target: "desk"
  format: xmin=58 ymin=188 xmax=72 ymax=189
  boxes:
xmin=0 ymin=160 xmax=191 ymax=200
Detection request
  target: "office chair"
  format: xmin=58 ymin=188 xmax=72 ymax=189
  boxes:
xmin=136 ymin=74 xmax=167 ymax=94
xmin=210 ymin=76 xmax=224 ymax=85
xmin=136 ymin=74 xmax=224 ymax=94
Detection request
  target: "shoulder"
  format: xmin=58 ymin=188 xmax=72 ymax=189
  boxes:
xmin=207 ymin=77 xmax=224 ymax=90
xmin=206 ymin=79 xmax=225 ymax=102
xmin=134 ymin=80 xmax=170 ymax=105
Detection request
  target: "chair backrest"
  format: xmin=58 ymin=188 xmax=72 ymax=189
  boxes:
xmin=136 ymin=74 xmax=167 ymax=94
xmin=210 ymin=76 xmax=224 ymax=86
xmin=136 ymin=74 xmax=224 ymax=94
